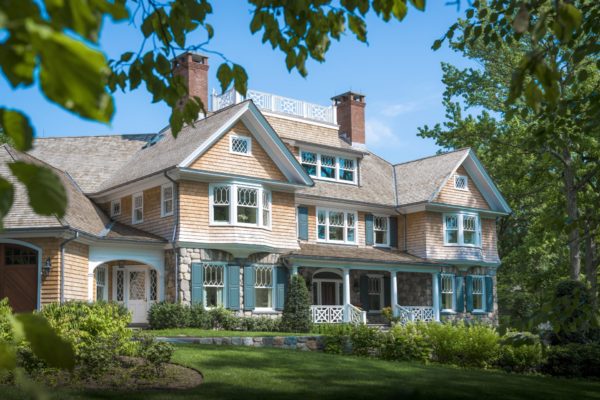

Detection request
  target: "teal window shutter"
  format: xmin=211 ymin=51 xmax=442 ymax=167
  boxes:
xmin=485 ymin=276 xmax=494 ymax=312
xmin=243 ymin=265 xmax=255 ymax=310
xmin=389 ymin=216 xmax=398 ymax=248
xmin=275 ymin=267 xmax=288 ymax=310
xmin=297 ymin=206 xmax=309 ymax=240
xmin=227 ymin=265 xmax=240 ymax=310
xmin=383 ymin=276 xmax=391 ymax=307
xmin=365 ymin=214 xmax=374 ymax=245
xmin=465 ymin=275 xmax=473 ymax=312
xmin=455 ymin=276 xmax=464 ymax=312
xmin=360 ymin=275 xmax=369 ymax=311
xmin=191 ymin=262 xmax=203 ymax=305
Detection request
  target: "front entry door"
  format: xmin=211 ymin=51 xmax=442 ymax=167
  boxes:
xmin=321 ymin=281 xmax=337 ymax=305
xmin=127 ymin=268 xmax=148 ymax=324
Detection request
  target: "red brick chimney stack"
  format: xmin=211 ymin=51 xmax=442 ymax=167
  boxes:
xmin=173 ymin=52 xmax=209 ymax=113
xmin=331 ymin=91 xmax=366 ymax=147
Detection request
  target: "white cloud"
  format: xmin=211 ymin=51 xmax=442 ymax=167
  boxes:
xmin=365 ymin=119 xmax=403 ymax=149
xmin=380 ymin=101 xmax=419 ymax=117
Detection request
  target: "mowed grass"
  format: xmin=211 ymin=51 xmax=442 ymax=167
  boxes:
xmin=2 ymin=345 xmax=599 ymax=400
xmin=147 ymin=328 xmax=298 ymax=337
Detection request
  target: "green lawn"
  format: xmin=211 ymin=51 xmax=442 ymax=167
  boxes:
xmin=147 ymin=328 xmax=299 ymax=337
xmin=2 ymin=345 xmax=599 ymax=399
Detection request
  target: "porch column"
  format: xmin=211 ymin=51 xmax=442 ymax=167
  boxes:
xmin=292 ymin=266 xmax=298 ymax=276
xmin=432 ymin=273 xmax=440 ymax=322
xmin=343 ymin=268 xmax=351 ymax=322
xmin=391 ymin=270 xmax=398 ymax=317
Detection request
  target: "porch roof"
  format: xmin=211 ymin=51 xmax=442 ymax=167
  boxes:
xmin=285 ymin=243 xmax=440 ymax=267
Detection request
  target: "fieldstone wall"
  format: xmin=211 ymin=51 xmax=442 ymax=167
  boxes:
xmin=177 ymin=248 xmax=234 ymax=305
xmin=161 ymin=335 xmax=325 ymax=351
xmin=164 ymin=249 xmax=177 ymax=302
xmin=397 ymin=272 xmax=433 ymax=307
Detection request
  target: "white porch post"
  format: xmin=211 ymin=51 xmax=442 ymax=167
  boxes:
xmin=432 ymin=273 xmax=440 ymax=322
xmin=292 ymin=266 xmax=298 ymax=276
xmin=391 ymin=270 xmax=398 ymax=317
xmin=343 ymin=268 xmax=351 ymax=322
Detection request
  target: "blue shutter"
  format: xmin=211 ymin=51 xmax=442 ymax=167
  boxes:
xmin=243 ymin=265 xmax=255 ymax=310
xmin=383 ymin=276 xmax=391 ymax=307
xmin=227 ymin=265 xmax=240 ymax=310
xmin=360 ymin=274 xmax=369 ymax=311
xmin=365 ymin=214 xmax=374 ymax=245
xmin=389 ymin=216 xmax=398 ymax=248
xmin=275 ymin=267 xmax=288 ymax=311
xmin=485 ymin=276 xmax=494 ymax=312
xmin=455 ymin=276 xmax=464 ymax=312
xmin=191 ymin=262 xmax=203 ymax=305
xmin=465 ymin=275 xmax=474 ymax=312
xmin=297 ymin=206 xmax=309 ymax=240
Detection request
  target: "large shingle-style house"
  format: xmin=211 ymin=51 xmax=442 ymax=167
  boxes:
xmin=0 ymin=53 xmax=510 ymax=324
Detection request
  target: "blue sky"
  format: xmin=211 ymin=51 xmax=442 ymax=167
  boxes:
xmin=2 ymin=1 xmax=474 ymax=164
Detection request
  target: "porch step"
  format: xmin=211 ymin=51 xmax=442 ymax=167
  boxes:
xmin=367 ymin=323 xmax=390 ymax=332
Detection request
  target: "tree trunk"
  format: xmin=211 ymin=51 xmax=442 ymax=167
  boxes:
xmin=584 ymin=221 xmax=598 ymax=309
xmin=563 ymin=149 xmax=581 ymax=280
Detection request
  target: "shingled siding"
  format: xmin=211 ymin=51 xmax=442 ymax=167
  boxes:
xmin=63 ymin=241 xmax=89 ymax=301
xmin=178 ymin=181 xmax=298 ymax=250
xmin=25 ymin=238 xmax=61 ymax=306
xmin=435 ymin=166 xmax=490 ymax=210
xmin=404 ymin=212 xmax=428 ymax=258
xmin=264 ymin=115 xmax=346 ymax=148
xmin=102 ymin=186 xmax=174 ymax=240
xmin=190 ymin=122 xmax=287 ymax=182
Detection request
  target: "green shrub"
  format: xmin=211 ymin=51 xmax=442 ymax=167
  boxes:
xmin=0 ymin=298 xmax=13 ymax=342
xmin=281 ymin=275 xmax=312 ymax=333
xmin=311 ymin=323 xmax=354 ymax=336
xmin=497 ymin=344 xmax=543 ymax=374
xmin=349 ymin=325 xmax=381 ymax=357
xmin=208 ymin=307 xmax=239 ymax=330
xmin=189 ymin=304 xmax=212 ymax=329
xmin=148 ymin=302 xmax=190 ymax=329
xmin=241 ymin=316 xmax=281 ymax=332
xmin=380 ymin=323 xmax=431 ymax=363
xmin=542 ymin=343 xmax=600 ymax=378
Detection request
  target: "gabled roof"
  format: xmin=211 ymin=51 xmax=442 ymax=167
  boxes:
xmin=93 ymin=101 xmax=313 ymax=193
xmin=1 ymin=145 xmax=164 ymax=243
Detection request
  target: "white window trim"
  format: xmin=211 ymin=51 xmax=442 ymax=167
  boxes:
xmin=254 ymin=265 xmax=274 ymax=311
xmin=202 ymin=262 xmax=227 ymax=309
xmin=454 ymin=174 xmax=469 ymax=191
xmin=442 ymin=212 xmax=481 ymax=247
xmin=161 ymin=183 xmax=174 ymax=217
xmin=132 ymin=192 xmax=144 ymax=224
xmin=470 ymin=275 xmax=486 ymax=313
xmin=316 ymin=207 xmax=358 ymax=245
xmin=229 ymin=134 xmax=252 ymax=156
xmin=95 ymin=266 xmax=108 ymax=301
xmin=440 ymin=273 xmax=456 ymax=313
xmin=110 ymin=199 xmax=121 ymax=217
xmin=373 ymin=215 xmax=390 ymax=248
xmin=299 ymin=148 xmax=358 ymax=185
xmin=208 ymin=183 xmax=271 ymax=230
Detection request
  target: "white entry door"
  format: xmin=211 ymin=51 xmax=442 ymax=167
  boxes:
xmin=114 ymin=266 xmax=156 ymax=324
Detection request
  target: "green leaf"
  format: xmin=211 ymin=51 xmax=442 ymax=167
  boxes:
xmin=0 ymin=109 xmax=34 ymax=151
xmin=432 ymin=39 xmax=443 ymax=50
xmin=15 ymin=314 xmax=75 ymax=370
xmin=26 ymin=21 xmax=114 ymax=123
xmin=348 ymin=15 xmax=367 ymax=41
xmin=409 ymin=0 xmax=425 ymax=12
xmin=0 ymin=176 xmax=15 ymax=224
xmin=216 ymin=63 xmax=233 ymax=93
xmin=8 ymin=161 xmax=67 ymax=218
xmin=120 ymin=52 xmax=134 ymax=63
xmin=232 ymin=64 xmax=248 ymax=97
xmin=0 ymin=341 xmax=16 ymax=370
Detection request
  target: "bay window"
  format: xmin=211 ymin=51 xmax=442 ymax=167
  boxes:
xmin=300 ymin=150 xmax=357 ymax=184
xmin=317 ymin=208 xmax=357 ymax=244
xmin=443 ymin=212 xmax=481 ymax=246
xmin=209 ymin=183 xmax=271 ymax=228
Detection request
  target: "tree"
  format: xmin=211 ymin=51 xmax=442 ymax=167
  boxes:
xmin=281 ymin=275 xmax=312 ymax=333
xmin=0 ymin=0 xmax=594 ymax=226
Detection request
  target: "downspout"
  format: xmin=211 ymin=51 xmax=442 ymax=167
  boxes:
xmin=59 ymin=231 xmax=79 ymax=304
xmin=165 ymin=171 xmax=180 ymax=303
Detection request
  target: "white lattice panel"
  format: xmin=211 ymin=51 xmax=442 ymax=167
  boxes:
xmin=311 ymin=306 xmax=344 ymax=323
xmin=247 ymin=90 xmax=272 ymax=109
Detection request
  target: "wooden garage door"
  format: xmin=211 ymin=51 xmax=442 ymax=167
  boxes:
xmin=0 ymin=244 xmax=38 ymax=312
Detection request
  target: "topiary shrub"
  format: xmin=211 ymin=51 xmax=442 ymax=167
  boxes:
xmin=281 ymin=275 xmax=312 ymax=333
xmin=542 ymin=343 xmax=600 ymax=378
xmin=148 ymin=302 xmax=190 ymax=329
xmin=380 ymin=323 xmax=431 ymax=363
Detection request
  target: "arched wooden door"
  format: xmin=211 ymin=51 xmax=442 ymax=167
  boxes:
xmin=0 ymin=244 xmax=38 ymax=312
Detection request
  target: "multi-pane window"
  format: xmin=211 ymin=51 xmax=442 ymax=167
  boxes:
xmin=111 ymin=199 xmax=121 ymax=217
xmin=454 ymin=175 xmax=468 ymax=190
xmin=209 ymin=184 xmax=270 ymax=228
xmin=4 ymin=246 xmax=36 ymax=265
xmin=95 ymin=267 xmax=107 ymax=301
xmin=203 ymin=264 xmax=224 ymax=308
xmin=299 ymin=150 xmax=357 ymax=184
xmin=230 ymin=135 xmax=251 ymax=155
xmin=150 ymin=269 xmax=158 ymax=301
xmin=367 ymin=276 xmax=382 ymax=311
xmin=374 ymin=216 xmax=389 ymax=246
xmin=317 ymin=208 xmax=357 ymax=244
xmin=161 ymin=184 xmax=174 ymax=217
xmin=441 ymin=274 xmax=454 ymax=311
xmin=132 ymin=193 xmax=143 ymax=224
xmin=116 ymin=270 xmax=124 ymax=302
xmin=254 ymin=266 xmax=273 ymax=308
xmin=471 ymin=276 xmax=485 ymax=311
xmin=443 ymin=213 xmax=481 ymax=246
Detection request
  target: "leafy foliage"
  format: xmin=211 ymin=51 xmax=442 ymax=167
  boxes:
xmin=281 ymin=275 xmax=312 ymax=333
xmin=380 ymin=323 xmax=431 ymax=362
xmin=542 ymin=343 xmax=600 ymax=378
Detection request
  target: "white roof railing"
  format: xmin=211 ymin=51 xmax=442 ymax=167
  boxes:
xmin=211 ymin=88 xmax=337 ymax=125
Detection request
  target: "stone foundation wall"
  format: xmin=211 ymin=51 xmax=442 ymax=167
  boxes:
xmin=397 ymin=272 xmax=432 ymax=306
xmin=164 ymin=249 xmax=176 ymax=302
xmin=162 ymin=335 xmax=324 ymax=351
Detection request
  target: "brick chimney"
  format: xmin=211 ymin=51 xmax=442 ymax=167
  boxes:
xmin=331 ymin=91 xmax=366 ymax=147
xmin=173 ymin=52 xmax=209 ymax=112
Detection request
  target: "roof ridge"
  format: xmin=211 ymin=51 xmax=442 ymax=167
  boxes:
xmin=35 ymin=133 xmax=156 ymax=139
xmin=393 ymin=147 xmax=471 ymax=167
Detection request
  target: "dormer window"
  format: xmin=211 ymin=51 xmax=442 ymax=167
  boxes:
xmin=110 ymin=199 xmax=121 ymax=217
xmin=454 ymin=175 xmax=468 ymax=190
xmin=300 ymin=149 xmax=357 ymax=184
xmin=230 ymin=135 xmax=252 ymax=155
